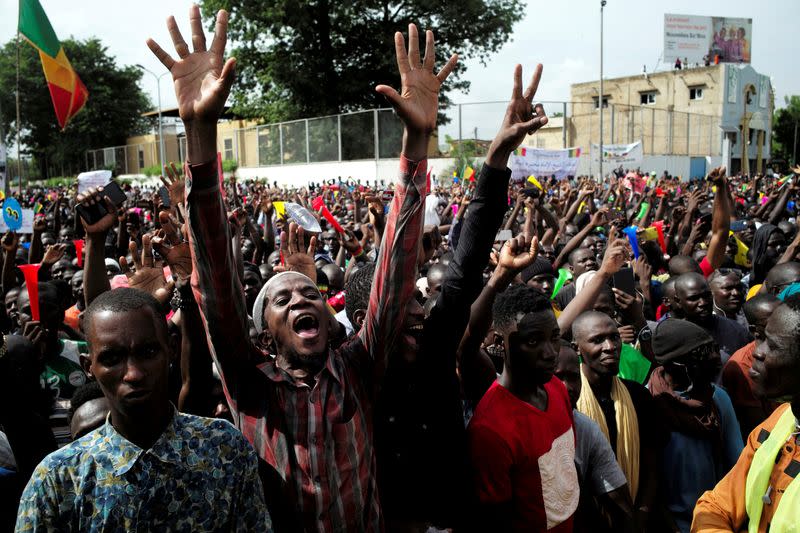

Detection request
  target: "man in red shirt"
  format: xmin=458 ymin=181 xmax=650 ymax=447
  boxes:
xmin=468 ymin=284 xmax=578 ymax=531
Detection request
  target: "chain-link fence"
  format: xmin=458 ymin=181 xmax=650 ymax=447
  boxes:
xmin=85 ymin=142 xmax=161 ymax=175
xmin=569 ymin=102 xmax=721 ymax=157
xmin=86 ymin=102 xmax=722 ymax=173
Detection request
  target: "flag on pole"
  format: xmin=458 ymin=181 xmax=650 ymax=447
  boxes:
xmin=18 ymin=0 xmax=89 ymax=130
xmin=462 ymin=165 xmax=475 ymax=182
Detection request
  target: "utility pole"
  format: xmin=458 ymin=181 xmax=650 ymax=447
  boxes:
xmin=599 ymin=0 xmax=606 ymax=181
xmin=136 ymin=65 xmax=168 ymax=172
xmin=793 ymin=119 xmax=798 ymax=166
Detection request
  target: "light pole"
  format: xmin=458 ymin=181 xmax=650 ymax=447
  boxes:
xmin=599 ymin=0 xmax=606 ymax=181
xmin=136 ymin=64 xmax=168 ymax=172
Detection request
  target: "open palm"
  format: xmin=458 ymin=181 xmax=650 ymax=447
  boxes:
xmin=147 ymin=5 xmax=235 ymax=124
xmin=376 ymin=24 xmax=457 ymax=135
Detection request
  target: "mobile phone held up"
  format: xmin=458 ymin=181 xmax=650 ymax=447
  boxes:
xmin=76 ymin=181 xmax=128 ymax=226
xmin=611 ymin=267 xmax=636 ymax=296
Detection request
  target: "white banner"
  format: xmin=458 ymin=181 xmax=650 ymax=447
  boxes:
xmin=0 ymin=209 xmax=34 ymax=234
xmin=510 ymin=147 xmax=582 ymax=182
xmin=591 ymin=141 xmax=643 ymax=167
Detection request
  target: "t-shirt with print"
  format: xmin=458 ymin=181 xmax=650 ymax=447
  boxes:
xmin=468 ymin=378 xmax=579 ymax=532
xmin=41 ymin=339 xmax=88 ymax=446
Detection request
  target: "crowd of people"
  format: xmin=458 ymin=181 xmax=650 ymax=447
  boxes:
xmin=2 ymin=5 xmax=800 ymax=533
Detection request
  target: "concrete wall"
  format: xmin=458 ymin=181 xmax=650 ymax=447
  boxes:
xmin=575 ymin=154 xmax=723 ymax=180
xmin=234 ymin=158 xmax=458 ymax=187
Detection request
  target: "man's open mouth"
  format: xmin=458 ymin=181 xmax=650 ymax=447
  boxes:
xmin=293 ymin=313 xmax=320 ymax=339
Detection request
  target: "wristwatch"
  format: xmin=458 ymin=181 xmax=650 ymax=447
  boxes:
xmin=637 ymin=325 xmax=652 ymax=343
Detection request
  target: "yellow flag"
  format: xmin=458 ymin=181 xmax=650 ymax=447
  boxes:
xmin=730 ymin=231 xmax=750 ymax=267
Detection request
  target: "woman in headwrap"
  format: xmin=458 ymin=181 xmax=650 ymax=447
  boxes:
xmin=749 ymin=224 xmax=786 ymax=286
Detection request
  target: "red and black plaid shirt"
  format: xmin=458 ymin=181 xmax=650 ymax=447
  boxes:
xmin=186 ymin=156 xmax=426 ymax=532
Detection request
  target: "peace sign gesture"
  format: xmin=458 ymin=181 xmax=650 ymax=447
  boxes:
xmin=147 ymin=5 xmax=235 ymax=138
xmin=375 ymin=24 xmax=457 ymax=158
xmin=486 ymin=64 xmax=548 ymax=168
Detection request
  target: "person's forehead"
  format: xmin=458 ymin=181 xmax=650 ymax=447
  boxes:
xmin=766 ymin=306 xmax=798 ymax=339
xmin=89 ymin=308 xmax=163 ymax=347
xmin=579 ymin=315 xmax=617 ymax=336
xmin=266 ymin=274 xmax=317 ymax=297
xmin=516 ymin=310 xmax=557 ymax=332
xmin=712 ymin=274 xmax=740 ymax=287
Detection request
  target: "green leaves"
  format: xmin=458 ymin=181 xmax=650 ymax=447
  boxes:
xmin=198 ymin=0 xmax=522 ymax=122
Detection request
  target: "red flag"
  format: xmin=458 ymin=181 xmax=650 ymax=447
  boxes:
xmin=19 ymin=264 xmax=41 ymax=321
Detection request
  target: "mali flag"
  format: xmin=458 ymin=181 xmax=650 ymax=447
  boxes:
xmin=19 ymin=0 xmax=88 ymax=130
xmin=463 ymin=165 xmax=475 ymax=182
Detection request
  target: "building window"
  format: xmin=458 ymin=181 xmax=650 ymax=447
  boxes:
xmin=223 ymin=138 xmax=234 ymax=161
xmin=138 ymin=149 xmax=145 ymax=170
xmin=689 ymin=87 xmax=704 ymax=100
xmin=593 ymin=96 xmax=610 ymax=109
xmin=640 ymin=91 xmax=657 ymax=105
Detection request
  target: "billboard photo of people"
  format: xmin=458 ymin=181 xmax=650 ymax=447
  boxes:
xmin=709 ymin=17 xmax=751 ymax=63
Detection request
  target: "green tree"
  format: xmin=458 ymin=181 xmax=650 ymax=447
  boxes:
xmin=0 ymin=37 xmax=151 ymax=178
xmin=772 ymin=95 xmax=800 ymax=166
xmin=199 ymin=0 xmax=522 ymax=122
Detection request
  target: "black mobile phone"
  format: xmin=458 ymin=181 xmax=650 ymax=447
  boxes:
xmin=611 ymin=267 xmax=636 ymax=296
xmin=522 ymin=188 xmax=541 ymax=199
xmin=77 ymin=181 xmax=128 ymax=225
xmin=158 ymin=186 xmax=171 ymax=208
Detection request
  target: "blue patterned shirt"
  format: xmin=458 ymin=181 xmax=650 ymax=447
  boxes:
xmin=15 ymin=410 xmax=271 ymax=532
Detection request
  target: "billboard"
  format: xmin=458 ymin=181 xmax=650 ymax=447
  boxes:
xmin=664 ymin=14 xmax=752 ymax=65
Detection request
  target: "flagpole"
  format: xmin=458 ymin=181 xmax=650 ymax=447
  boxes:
xmin=16 ymin=28 xmax=23 ymax=195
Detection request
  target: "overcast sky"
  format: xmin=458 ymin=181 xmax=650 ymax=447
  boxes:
xmin=2 ymin=0 xmax=797 ymax=139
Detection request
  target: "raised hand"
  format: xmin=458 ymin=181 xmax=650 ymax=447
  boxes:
xmin=707 ymin=165 xmax=727 ymax=186
xmin=2 ymin=232 xmax=18 ymax=253
xmin=277 ymin=222 xmax=317 ymax=282
xmin=77 ymin=187 xmax=119 ymax=236
xmin=120 ymin=235 xmax=175 ymax=304
xmin=338 ymin=229 xmax=363 ymax=256
xmin=486 ymin=64 xmax=548 ymax=168
xmin=33 ymin=216 xmax=47 ymax=233
xmin=151 ymin=212 xmax=192 ymax=280
xmin=161 ymin=162 xmax=186 ymax=207
xmin=599 ymin=238 xmax=630 ymax=276
xmin=375 ymin=23 xmax=457 ymax=159
xmin=148 ymin=5 xmax=235 ymax=125
xmin=41 ymin=244 xmax=67 ymax=266
xmin=495 ymin=234 xmax=539 ymax=281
